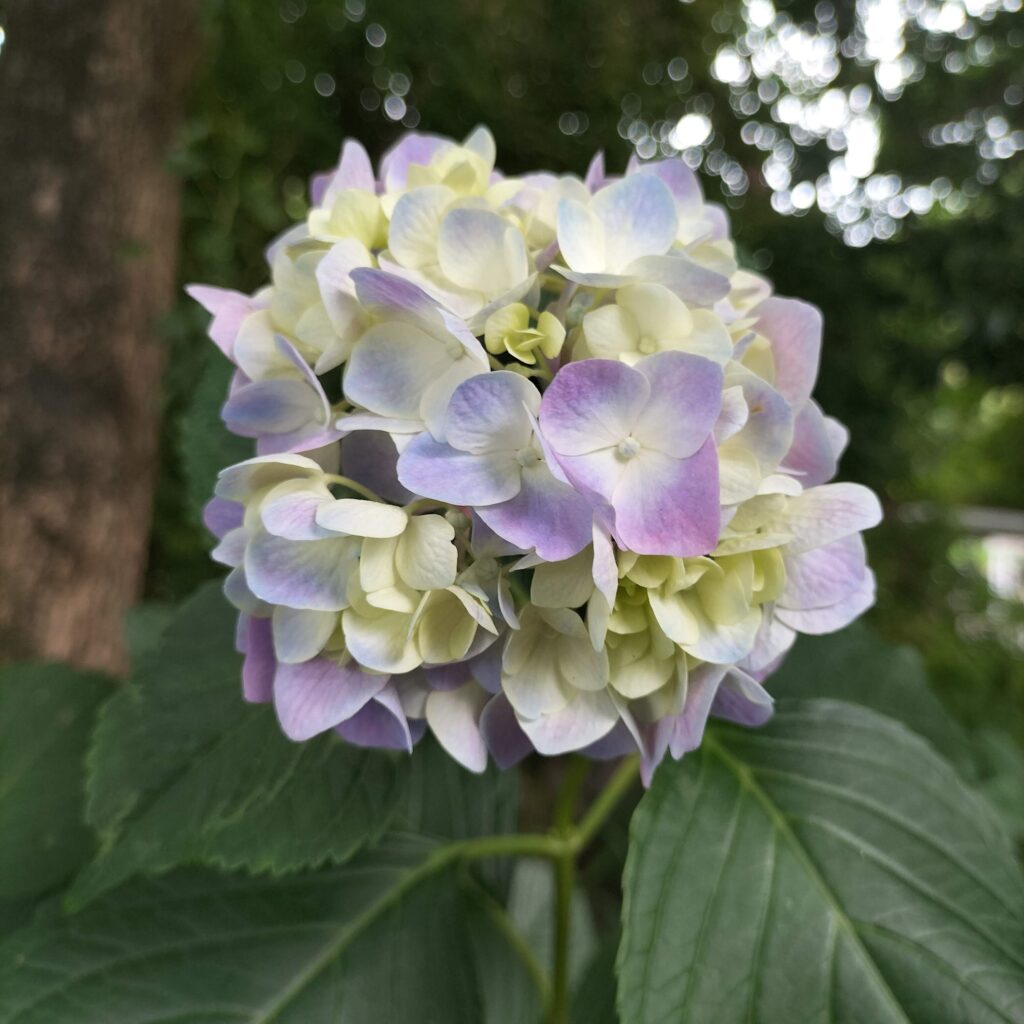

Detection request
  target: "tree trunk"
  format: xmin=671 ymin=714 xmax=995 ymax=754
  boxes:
xmin=0 ymin=0 xmax=197 ymax=674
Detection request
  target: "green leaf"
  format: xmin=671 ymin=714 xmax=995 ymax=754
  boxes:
xmin=396 ymin=733 xmax=519 ymax=840
xmin=769 ymin=624 xmax=974 ymax=771
xmin=618 ymin=700 xmax=1024 ymax=1024
xmin=0 ymin=663 xmax=111 ymax=930
xmin=507 ymin=857 xmax=597 ymax=990
xmin=178 ymin=351 xmax=251 ymax=527
xmin=573 ymin=932 xmax=621 ymax=1024
xmin=0 ymin=838 xmax=542 ymax=1023
xmin=76 ymin=583 xmax=404 ymax=906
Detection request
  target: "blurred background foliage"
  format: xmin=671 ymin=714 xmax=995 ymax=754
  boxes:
xmin=153 ymin=0 xmax=1023 ymax=753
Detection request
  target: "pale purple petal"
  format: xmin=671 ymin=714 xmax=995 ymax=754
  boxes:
xmin=380 ymin=132 xmax=452 ymax=192
xmin=711 ymin=669 xmax=774 ymax=727
xmin=668 ymin=664 xmax=728 ymax=757
xmin=612 ymin=439 xmax=720 ymax=557
xmin=782 ymin=483 xmax=883 ymax=555
xmin=580 ymin=722 xmax=640 ymax=760
xmin=476 ymin=463 xmax=593 ymax=561
xmin=444 ymin=372 xmax=537 ymax=454
xmin=271 ymin=606 xmax=337 ymax=664
xmin=260 ymin=485 xmax=334 ymax=541
xmin=782 ymin=400 xmax=838 ymax=486
xmin=274 ymin=656 xmax=388 ymax=741
xmin=397 ymin=432 xmax=521 ymax=505
xmin=753 ymin=297 xmax=822 ymax=404
xmin=241 ymin=616 xmax=275 ymax=704
xmin=245 ymin=531 xmax=355 ymax=611
xmin=626 ymin=254 xmax=731 ymax=305
xmin=633 ymin=351 xmax=723 ymax=458
xmin=628 ymin=157 xmax=703 ymax=209
xmin=584 ymin=151 xmax=607 ymax=192
xmin=518 ymin=689 xmax=619 ymax=755
xmin=591 ymin=174 xmax=678 ymax=269
xmin=324 ymin=139 xmax=375 ymax=198
xmin=776 ymin=569 xmax=876 ymax=634
xmin=351 ymin=266 xmax=441 ymax=322
xmin=780 ymin=533 xmax=868 ymax=610
xmin=480 ymin=693 xmax=533 ymax=768
xmin=540 ymin=359 xmax=648 ymax=456
xmin=203 ymin=497 xmax=243 ymax=539
xmin=222 ymin=379 xmax=315 ymax=438
xmin=337 ymin=684 xmax=415 ymax=752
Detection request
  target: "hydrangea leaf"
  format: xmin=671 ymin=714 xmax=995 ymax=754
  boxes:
xmin=767 ymin=623 xmax=975 ymax=773
xmin=618 ymin=700 xmax=1024 ymax=1024
xmin=0 ymin=838 xmax=543 ymax=1024
xmin=75 ymin=583 xmax=405 ymax=907
xmin=0 ymin=663 xmax=112 ymax=933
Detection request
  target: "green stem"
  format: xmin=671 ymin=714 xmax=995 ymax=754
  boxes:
xmin=323 ymin=473 xmax=384 ymax=503
xmin=571 ymin=755 xmax=640 ymax=854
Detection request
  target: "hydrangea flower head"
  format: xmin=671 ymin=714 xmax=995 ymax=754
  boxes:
xmin=192 ymin=126 xmax=882 ymax=781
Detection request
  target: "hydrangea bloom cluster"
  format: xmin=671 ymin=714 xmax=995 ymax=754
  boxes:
xmin=191 ymin=126 xmax=881 ymax=780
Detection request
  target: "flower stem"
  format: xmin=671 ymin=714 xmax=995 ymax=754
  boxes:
xmin=323 ymin=473 xmax=384 ymax=503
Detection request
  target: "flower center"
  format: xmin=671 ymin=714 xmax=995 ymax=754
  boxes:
xmin=515 ymin=446 xmax=542 ymax=468
xmin=617 ymin=435 xmax=642 ymax=459
xmin=445 ymin=339 xmax=465 ymax=360
xmin=637 ymin=334 xmax=658 ymax=354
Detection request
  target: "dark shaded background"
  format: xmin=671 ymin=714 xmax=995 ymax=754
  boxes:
xmin=1 ymin=0 xmax=1022 ymax=760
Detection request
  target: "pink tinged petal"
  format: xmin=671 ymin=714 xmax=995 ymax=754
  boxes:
xmin=591 ymin=174 xmax=678 ymax=270
xmin=203 ymin=497 xmax=244 ymax=540
xmin=310 ymin=170 xmax=332 ymax=207
xmin=481 ymin=693 xmax=534 ymax=769
xmin=341 ymin=431 xmax=416 ymax=505
xmin=825 ymin=415 xmax=849 ymax=461
xmin=780 ymin=534 xmax=868 ymax=611
xmin=397 ymin=433 xmax=521 ymax=505
xmin=261 ymin=484 xmax=334 ymax=541
xmin=753 ymin=296 xmax=823 ymax=404
xmin=711 ymin=669 xmax=774 ymax=727
xmin=782 ymin=483 xmax=883 ymax=555
xmin=273 ymin=656 xmax=388 ymax=741
xmin=272 ymin=606 xmax=337 ymax=664
xmin=437 ymin=208 xmax=529 ymax=295
xmin=518 ymin=689 xmax=620 ymax=755
xmin=776 ymin=569 xmax=876 ymax=635
xmin=627 ymin=254 xmax=731 ymax=306
xmin=729 ymin=373 xmax=794 ymax=465
xmin=704 ymin=203 xmax=731 ymax=241
xmin=241 ymin=616 xmax=275 ymax=704
xmin=185 ymin=285 xmax=257 ymax=358
xmin=444 ymin=372 xmax=538 ymax=454
xmin=477 ymin=462 xmax=593 ymax=561
xmin=782 ymin=400 xmax=839 ymax=486
xmin=426 ymin=683 xmax=489 ymax=773
xmin=612 ymin=439 xmax=721 ymax=557
xmin=336 ymin=683 xmax=414 ymax=752
xmin=245 ymin=531 xmax=355 ymax=611
xmin=632 ymin=351 xmax=723 ymax=458
xmin=668 ymin=664 xmax=728 ymax=757
xmin=540 ymin=359 xmax=648 ymax=456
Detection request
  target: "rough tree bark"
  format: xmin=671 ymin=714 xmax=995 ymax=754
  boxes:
xmin=0 ymin=0 xmax=197 ymax=673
